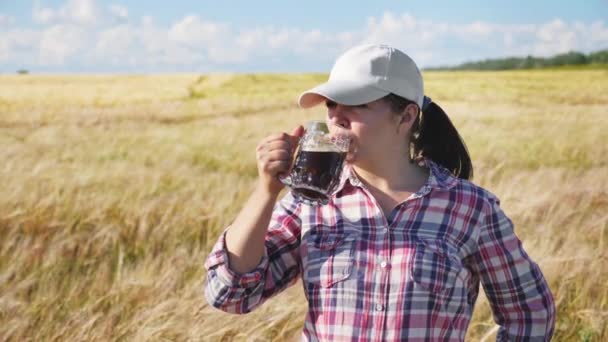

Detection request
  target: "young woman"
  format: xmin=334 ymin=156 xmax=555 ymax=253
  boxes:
xmin=204 ymin=44 xmax=555 ymax=341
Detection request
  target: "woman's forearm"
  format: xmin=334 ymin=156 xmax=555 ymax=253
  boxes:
xmin=224 ymin=183 xmax=280 ymax=274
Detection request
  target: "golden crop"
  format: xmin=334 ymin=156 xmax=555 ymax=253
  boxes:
xmin=0 ymin=70 xmax=606 ymax=341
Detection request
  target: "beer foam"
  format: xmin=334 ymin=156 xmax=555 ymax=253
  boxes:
xmin=302 ymin=145 xmax=342 ymax=152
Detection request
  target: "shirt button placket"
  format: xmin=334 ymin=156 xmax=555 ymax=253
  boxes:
xmin=375 ymin=220 xmax=390 ymax=332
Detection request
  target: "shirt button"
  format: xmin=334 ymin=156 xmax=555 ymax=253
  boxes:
xmin=375 ymin=303 xmax=384 ymax=311
xmin=380 ymin=261 xmax=388 ymax=268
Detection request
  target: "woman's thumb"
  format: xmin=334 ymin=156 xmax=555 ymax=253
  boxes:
xmin=290 ymin=125 xmax=304 ymax=138
xmin=287 ymin=125 xmax=304 ymax=152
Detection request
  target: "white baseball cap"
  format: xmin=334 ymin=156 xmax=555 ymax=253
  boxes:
xmin=298 ymin=43 xmax=424 ymax=108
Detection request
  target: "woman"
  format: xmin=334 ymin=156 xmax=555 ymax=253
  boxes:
xmin=204 ymin=44 xmax=555 ymax=341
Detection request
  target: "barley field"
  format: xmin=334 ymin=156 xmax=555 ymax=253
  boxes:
xmin=0 ymin=69 xmax=607 ymax=341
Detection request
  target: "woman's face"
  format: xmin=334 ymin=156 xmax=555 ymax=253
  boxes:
xmin=325 ymin=98 xmax=406 ymax=165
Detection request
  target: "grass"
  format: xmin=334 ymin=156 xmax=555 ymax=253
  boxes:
xmin=0 ymin=69 xmax=607 ymax=341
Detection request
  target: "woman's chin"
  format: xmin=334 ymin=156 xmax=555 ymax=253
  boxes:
xmin=345 ymin=152 xmax=357 ymax=164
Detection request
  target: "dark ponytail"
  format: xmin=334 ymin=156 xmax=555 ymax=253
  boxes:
xmin=384 ymin=94 xmax=473 ymax=180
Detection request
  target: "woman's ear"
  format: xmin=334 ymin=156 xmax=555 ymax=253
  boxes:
xmin=400 ymin=113 xmax=412 ymax=124
xmin=395 ymin=103 xmax=418 ymax=134
xmin=398 ymin=104 xmax=418 ymax=125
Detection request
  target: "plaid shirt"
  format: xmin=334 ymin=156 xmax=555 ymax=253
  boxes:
xmin=204 ymin=159 xmax=555 ymax=341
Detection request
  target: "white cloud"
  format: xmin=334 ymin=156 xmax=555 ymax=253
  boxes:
xmin=464 ymin=21 xmax=494 ymax=36
xmin=534 ymin=19 xmax=577 ymax=55
xmin=0 ymin=35 xmax=11 ymax=62
xmin=39 ymin=24 xmax=89 ymax=65
xmin=237 ymin=27 xmax=266 ymax=50
xmin=32 ymin=4 xmax=57 ymax=24
xmin=33 ymin=0 xmax=100 ymax=25
xmin=94 ymin=25 xmax=133 ymax=57
xmin=166 ymin=15 xmax=260 ymax=64
xmin=67 ymin=0 xmax=98 ymax=25
xmin=168 ymin=15 xmax=227 ymax=47
xmin=268 ymin=29 xmax=290 ymax=49
xmin=364 ymin=13 xmax=444 ymax=45
xmin=0 ymin=28 xmax=40 ymax=64
xmin=109 ymin=4 xmax=128 ymax=22
xmin=4 ymin=4 xmax=608 ymax=72
xmin=207 ymin=46 xmax=246 ymax=64
xmin=589 ymin=21 xmax=608 ymax=43
xmin=141 ymin=15 xmax=154 ymax=27
xmin=0 ymin=13 xmax=15 ymax=26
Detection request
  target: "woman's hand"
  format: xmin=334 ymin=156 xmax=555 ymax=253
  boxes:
xmin=255 ymin=125 xmax=304 ymax=194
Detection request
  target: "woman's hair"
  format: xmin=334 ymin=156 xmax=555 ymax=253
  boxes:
xmin=384 ymin=94 xmax=473 ymax=180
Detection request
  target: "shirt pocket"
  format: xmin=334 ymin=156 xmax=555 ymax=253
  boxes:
xmin=304 ymin=229 xmax=356 ymax=288
xmin=411 ymin=239 xmax=462 ymax=295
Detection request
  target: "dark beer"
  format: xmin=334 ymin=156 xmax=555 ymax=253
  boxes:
xmin=291 ymin=149 xmax=347 ymax=202
xmin=279 ymin=120 xmax=350 ymax=205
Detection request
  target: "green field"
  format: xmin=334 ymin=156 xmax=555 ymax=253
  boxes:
xmin=1 ymin=70 xmax=607 ymax=341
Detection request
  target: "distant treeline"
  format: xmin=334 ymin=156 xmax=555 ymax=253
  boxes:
xmin=428 ymin=49 xmax=608 ymax=71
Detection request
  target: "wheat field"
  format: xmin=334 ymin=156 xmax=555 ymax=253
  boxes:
xmin=0 ymin=69 xmax=607 ymax=341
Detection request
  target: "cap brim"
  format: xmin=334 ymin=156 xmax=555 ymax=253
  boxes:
xmin=298 ymin=80 xmax=390 ymax=108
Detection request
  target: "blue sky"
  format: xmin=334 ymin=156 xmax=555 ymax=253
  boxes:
xmin=1 ymin=0 xmax=607 ymax=73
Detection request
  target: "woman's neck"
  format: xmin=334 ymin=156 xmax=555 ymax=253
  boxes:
xmin=351 ymin=158 xmax=428 ymax=216
xmin=352 ymin=154 xmax=428 ymax=194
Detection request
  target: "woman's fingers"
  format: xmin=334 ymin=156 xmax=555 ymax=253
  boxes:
xmin=256 ymin=135 xmax=296 ymax=177
xmin=258 ymin=149 xmax=291 ymax=166
xmin=287 ymin=126 xmax=304 ymax=150
xmin=257 ymin=139 xmax=292 ymax=155
xmin=254 ymin=126 xmax=304 ymax=193
xmin=260 ymin=159 xmax=292 ymax=174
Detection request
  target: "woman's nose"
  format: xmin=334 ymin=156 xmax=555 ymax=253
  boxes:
xmin=328 ymin=105 xmax=350 ymax=129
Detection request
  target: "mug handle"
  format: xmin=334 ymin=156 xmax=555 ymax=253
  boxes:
xmin=279 ymin=175 xmax=292 ymax=187
xmin=278 ymin=136 xmax=302 ymax=188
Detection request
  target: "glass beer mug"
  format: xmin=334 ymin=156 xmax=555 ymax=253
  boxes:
xmin=280 ymin=120 xmax=350 ymax=205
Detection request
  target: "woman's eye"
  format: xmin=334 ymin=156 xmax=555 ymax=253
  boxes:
xmin=325 ymin=100 xmax=337 ymax=108
xmin=355 ymin=104 xmax=367 ymax=109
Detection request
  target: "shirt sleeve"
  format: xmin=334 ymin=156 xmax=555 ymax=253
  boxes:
xmin=471 ymin=196 xmax=556 ymax=341
xmin=203 ymin=192 xmax=302 ymax=314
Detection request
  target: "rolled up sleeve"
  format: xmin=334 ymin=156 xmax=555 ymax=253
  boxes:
xmin=204 ymin=192 xmax=302 ymax=314
xmin=473 ymin=197 xmax=556 ymax=341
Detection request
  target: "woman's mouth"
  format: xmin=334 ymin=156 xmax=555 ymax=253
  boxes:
xmin=327 ymin=122 xmax=356 ymax=162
